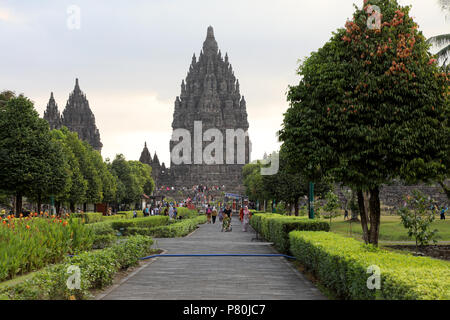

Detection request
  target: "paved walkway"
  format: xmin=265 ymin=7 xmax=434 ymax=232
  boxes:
xmin=99 ymin=219 xmax=325 ymax=300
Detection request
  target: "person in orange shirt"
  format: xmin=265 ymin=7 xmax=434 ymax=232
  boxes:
xmin=239 ymin=206 xmax=244 ymax=223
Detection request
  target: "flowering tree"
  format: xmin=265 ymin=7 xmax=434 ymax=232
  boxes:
xmin=280 ymin=0 xmax=449 ymax=245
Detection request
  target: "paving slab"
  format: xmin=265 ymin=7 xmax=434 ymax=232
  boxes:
xmin=100 ymin=219 xmax=325 ymax=300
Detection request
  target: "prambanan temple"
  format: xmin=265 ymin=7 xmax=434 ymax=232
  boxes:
xmin=140 ymin=26 xmax=251 ymax=193
xmin=44 ymin=78 xmax=103 ymax=152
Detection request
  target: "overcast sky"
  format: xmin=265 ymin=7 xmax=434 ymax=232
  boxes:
xmin=1 ymin=0 xmax=448 ymax=166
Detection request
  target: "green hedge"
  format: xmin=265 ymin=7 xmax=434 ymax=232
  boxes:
xmin=85 ymin=222 xmax=117 ymax=249
xmin=70 ymin=212 xmax=103 ymax=224
xmin=101 ymin=215 xmax=126 ymax=222
xmin=176 ymin=207 xmax=199 ymax=218
xmin=250 ymin=214 xmax=329 ymax=253
xmin=0 ymin=235 xmax=154 ymax=300
xmin=289 ymin=231 xmax=450 ymax=300
xmin=118 ymin=211 xmax=144 ymax=218
xmin=129 ymin=216 xmax=207 ymax=238
xmin=149 ymin=216 xmax=207 ymax=238
xmin=110 ymin=216 xmax=169 ymax=234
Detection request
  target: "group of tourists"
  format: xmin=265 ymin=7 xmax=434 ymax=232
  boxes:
xmin=204 ymin=203 xmax=252 ymax=232
xmin=140 ymin=203 xmax=179 ymax=219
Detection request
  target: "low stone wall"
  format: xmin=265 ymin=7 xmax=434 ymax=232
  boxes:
xmin=335 ymin=181 xmax=449 ymax=213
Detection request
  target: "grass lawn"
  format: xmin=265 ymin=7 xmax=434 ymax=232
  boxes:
xmin=323 ymin=215 xmax=450 ymax=242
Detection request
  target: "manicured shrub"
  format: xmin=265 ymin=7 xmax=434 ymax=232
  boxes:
xmin=85 ymin=222 xmax=117 ymax=249
xmin=289 ymin=231 xmax=450 ymax=300
xmin=250 ymin=214 xmax=329 ymax=253
xmin=117 ymin=211 xmax=134 ymax=219
xmin=101 ymin=215 xmax=126 ymax=222
xmin=110 ymin=216 xmax=169 ymax=234
xmin=70 ymin=212 xmax=103 ymax=224
xmin=176 ymin=207 xmax=199 ymax=218
xmin=0 ymin=235 xmax=154 ymax=300
xmin=147 ymin=216 xmax=207 ymax=238
xmin=117 ymin=211 xmax=144 ymax=218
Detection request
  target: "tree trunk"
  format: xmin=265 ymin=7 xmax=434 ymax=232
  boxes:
xmin=368 ymin=187 xmax=381 ymax=246
xmin=83 ymin=203 xmax=87 ymax=212
xmin=350 ymin=190 xmax=359 ymax=221
xmin=15 ymin=192 xmax=22 ymax=217
xmin=70 ymin=202 xmax=75 ymax=213
xmin=357 ymin=190 xmax=369 ymax=244
xmin=56 ymin=201 xmax=61 ymax=216
xmin=37 ymin=193 xmax=42 ymax=215
xmin=294 ymin=197 xmax=299 ymax=216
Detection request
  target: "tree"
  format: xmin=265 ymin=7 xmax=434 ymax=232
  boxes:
xmin=50 ymin=128 xmax=87 ymax=212
xmin=28 ymin=132 xmax=68 ymax=213
xmin=65 ymin=133 xmax=102 ymax=211
xmin=321 ymin=191 xmax=341 ymax=226
xmin=399 ymin=191 xmax=438 ymax=251
xmin=279 ymin=0 xmax=449 ymax=245
xmin=0 ymin=96 xmax=66 ymax=215
xmin=0 ymin=90 xmax=16 ymax=109
xmin=242 ymin=161 xmax=267 ymax=209
xmin=111 ymin=154 xmax=141 ymax=206
xmin=91 ymin=149 xmax=117 ymax=205
xmin=129 ymin=161 xmax=155 ymax=197
xmin=427 ymin=0 xmax=450 ymax=65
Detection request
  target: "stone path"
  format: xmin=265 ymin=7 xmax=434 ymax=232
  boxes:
xmin=99 ymin=219 xmax=325 ymax=300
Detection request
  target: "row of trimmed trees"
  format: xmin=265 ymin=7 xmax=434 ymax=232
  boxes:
xmin=278 ymin=0 xmax=449 ymax=246
xmin=0 ymin=92 xmax=154 ymax=215
xmin=243 ymin=151 xmax=332 ymax=215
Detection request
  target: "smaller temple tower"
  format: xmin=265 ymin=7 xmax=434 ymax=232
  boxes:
xmin=61 ymin=79 xmax=103 ymax=152
xmin=43 ymin=92 xmax=62 ymax=130
xmin=139 ymin=142 xmax=152 ymax=164
xmin=139 ymin=142 xmax=171 ymax=190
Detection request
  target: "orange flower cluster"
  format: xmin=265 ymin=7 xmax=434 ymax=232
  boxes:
xmin=390 ymin=9 xmax=405 ymax=27
xmin=396 ymin=33 xmax=415 ymax=60
xmin=386 ymin=60 xmax=412 ymax=77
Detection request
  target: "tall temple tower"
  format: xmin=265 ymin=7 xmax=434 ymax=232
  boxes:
xmin=43 ymin=92 xmax=62 ymax=130
xmin=169 ymin=26 xmax=250 ymax=192
xmin=43 ymin=79 xmax=103 ymax=152
xmin=61 ymin=79 xmax=103 ymax=152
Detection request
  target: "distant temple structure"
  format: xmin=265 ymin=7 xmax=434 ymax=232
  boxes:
xmin=43 ymin=78 xmax=103 ymax=152
xmin=139 ymin=26 xmax=251 ymax=193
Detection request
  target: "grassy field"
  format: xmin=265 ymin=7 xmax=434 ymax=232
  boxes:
xmin=324 ymin=215 xmax=450 ymax=242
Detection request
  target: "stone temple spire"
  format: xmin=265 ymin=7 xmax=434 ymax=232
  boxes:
xmin=202 ymin=26 xmax=218 ymax=57
xmin=139 ymin=142 xmax=152 ymax=165
xmin=169 ymin=26 xmax=250 ymax=192
xmin=62 ymin=78 xmax=103 ymax=152
xmin=43 ymin=92 xmax=62 ymax=130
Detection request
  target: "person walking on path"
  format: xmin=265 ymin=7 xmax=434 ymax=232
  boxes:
xmin=242 ymin=206 xmax=251 ymax=232
xmin=206 ymin=204 xmax=212 ymax=224
xmin=169 ymin=205 xmax=174 ymax=219
xmin=222 ymin=205 xmax=232 ymax=232
xmin=441 ymin=206 xmax=447 ymax=220
xmin=211 ymin=206 xmax=218 ymax=224
xmin=218 ymin=206 xmax=224 ymax=225
xmin=239 ymin=206 xmax=244 ymax=223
